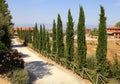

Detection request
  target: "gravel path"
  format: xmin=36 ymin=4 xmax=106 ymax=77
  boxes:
xmin=11 ymin=38 xmax=89 ymax=84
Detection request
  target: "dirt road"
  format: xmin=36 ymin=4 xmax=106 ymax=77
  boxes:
xmin=11 ymin=38 xmax=90 ymax=84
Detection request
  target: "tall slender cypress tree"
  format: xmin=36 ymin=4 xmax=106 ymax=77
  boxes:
xmin=52 ymin=20 xmax=57 ymax=54
xmin=56 ymin=14 xmax=64 ymax=58
xmin=96 ymin=6 xmax=109 ymax=75
xmin=46 ymin=31 xmax=51 ymax=53
xmin=77 ymin=6 xmax=87 ymax=68
xmin=42 ymin=25 xmax=46 ymax=51
xmin=96 ymin=6 xmax=107 ymax=64
xmin=39 ymin=25 xmax=43 ymax=51
xmin=66 ymin=9 xmax=74 ymax=63
xmin=33 ymin=23 xmax=38 ymax=49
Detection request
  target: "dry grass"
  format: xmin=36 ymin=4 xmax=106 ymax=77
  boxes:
xmin=74 ymin=39 xmax=120 ymax=63
xmin=87 ymin=40 xmax=120 ymax=63
xmin=0 ymin=78 xmax=10 ymax=84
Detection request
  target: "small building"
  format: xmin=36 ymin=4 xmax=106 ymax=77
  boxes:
xmin=107 ymin=26 xmax=120 ymax=39
xmin=86 ymin=29 xmax=91 ymax=37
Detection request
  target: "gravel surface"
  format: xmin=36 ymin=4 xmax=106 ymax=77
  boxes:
xmin=11 ymin=38 xmax=89 ymax=84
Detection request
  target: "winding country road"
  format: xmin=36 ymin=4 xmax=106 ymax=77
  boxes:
xmin=11 ymin=38 xmax=90 ymax=84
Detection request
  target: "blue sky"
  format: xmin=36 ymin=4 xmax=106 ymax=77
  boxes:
xmin=6 ymin=0 xmax=120 ymax=28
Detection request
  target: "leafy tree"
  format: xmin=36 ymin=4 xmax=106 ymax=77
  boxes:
xmin=77 ymin=6 xmax=87 ymax=68
xmin=115 ymin=21 xmax=120 ymax=28
xmin=96 ymin=6 xmax=110 ymax=77
xmin=52 ymin=20 xmax=57 ymax=55
xmin=91 ymin=28 xmax=99 ymax=36
xmin=56 ymin=14 xmax=64 ymax=58
xmin=66 ymin=9 xmax=74 ymax=64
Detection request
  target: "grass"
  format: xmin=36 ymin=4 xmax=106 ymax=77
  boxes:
xmin=6 ymin=69 xmax=29 ymax=84
xmin=86 ymin=54 xmax=96 ymax=70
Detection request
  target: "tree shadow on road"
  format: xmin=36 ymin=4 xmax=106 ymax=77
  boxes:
xmin=25 ymin=61 xmax=53 ymax=84
xmin=11 ymin=44 xmax=24 ymax=48
xmin=22 ymin=54 xmax=30 ymax=58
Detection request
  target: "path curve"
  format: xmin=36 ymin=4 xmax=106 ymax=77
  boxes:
xmin=11 ymin=38 xmax=89 ymax=84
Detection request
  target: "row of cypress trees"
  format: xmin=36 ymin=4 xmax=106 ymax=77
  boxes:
xmin=18 ymin=5 xmax=108 ymax=77
xmin=32 ymin=24 xmax=51 ymax=54
xmin=53 ymin=6 xmax=87 ymax=70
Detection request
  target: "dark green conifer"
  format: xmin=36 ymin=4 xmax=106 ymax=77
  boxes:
xmin=56 ymin=14 xmax=64 ymax=58
xmin=42 ymin=25 xmax=46 ymax=51
xmin=39 ymin=25 xmax=43 ymax=51
xmin=77 ymin=6 xmax=87 ymax=68
xmin=66 ymin=9 xmax=74 ymax=64
xmin=52 ymin=20 xmax=57 ymax=55
xmin=46 ymin=31 xmax=51 ymax=53
xmin=96 ymin=6 xmax=110 ymax=77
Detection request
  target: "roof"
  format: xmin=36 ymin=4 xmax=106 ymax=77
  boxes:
xmin=107 ymin=26 xmax=120 ymax=29
xmin=13 ymin=27 xmax=34 ymax=31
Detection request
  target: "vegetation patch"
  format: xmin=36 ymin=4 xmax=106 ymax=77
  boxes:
xmin=6 ymin=69 xmax=29 ymax=84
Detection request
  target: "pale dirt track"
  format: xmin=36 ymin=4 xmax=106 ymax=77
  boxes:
xmin=11 ymin=38 xmax=91 ymax=84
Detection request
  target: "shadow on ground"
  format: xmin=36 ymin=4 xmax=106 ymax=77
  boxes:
xmin=25 ymin=61 xmax=53 ymax=84
xmin=22 ymin=54 xmax=30 ymax=58
xmin=11 ymin=44 xmax=24 ymax=48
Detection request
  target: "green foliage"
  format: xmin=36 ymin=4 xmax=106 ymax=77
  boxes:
xmin=77 ymin=6 xmax=87 ymax=68
xmin=39 ymin=25 xmax=43 ymax=51
xmin=46 ymin=31 xmax=51 ymax=53
xmin=0 ymin=49 xmax=24 ymax=73
xmin=56 ymin=14 xmax=64 ymax=58
xmin=42 ymin=25 xmax=46 ymax=51
xmin=115 ymin=21 xmax=120 ymax=28
xmin=27 ymin=28 xmax=32 ymax=43
xmin=52 ymin=20 xmax=57 ymax=55
xmin=86 ymin=55 xmax=96 ymax=70
xmin=96 ymin=61 xmax=112 ymax=77
xmin=0 ymin=0 xmax=13 ymax=49
xmin=110 ymin=55 xmax=120 ymax=80
xmin=66 ymin=9 xmax=74 ymax=66
xmin=23 ymin=36 xmax=28 ymax=46
xmin=96 ymin=6 xmax=110 ymax=77
xmin=0 ymin=41 xmax=8 ymax=50
xmin=1 ymin=25 xmax=11 ymax=48
xmin=32 ymin=23 xmax=38 ymax=49
xmin=7 ymin=69 xmax=28 ymax=84
xmin=91 ymin=28 xmax=99 ymax=36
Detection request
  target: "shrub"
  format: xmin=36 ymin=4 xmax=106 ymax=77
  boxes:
xmin=86 ymin=55 xmax=96 ymax=70
xmin=0 ymin=41 xmax=8 ymax=50
xmin=7 ymin=69 xmax=28 ymax=84
xmin=110 ymin=55 xmax=120 ymax=81
xmin=0 ymin=49 xmax=24 ymax=73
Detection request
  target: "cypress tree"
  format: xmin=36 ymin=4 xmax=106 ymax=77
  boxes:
xmin=96 ymin=6 xmax=109 ymax=76
xmin=32 ymin=23 xmax=38 ymax=49
xmin=66 ymin=9 xmax=74 ymax=63
xmin=28 ymin=28 xmax=32 ymax=43
xmin=52 ymin=20 xmax=57 ymax=54
xmin=42 ymin=25 xmax=46 ymax=51
xmin=46 ymin=31 xmax=51 ymax=53
xmin=77 ymin=6 xmax=87 ymax=68
xmin=39 ymin=25 xmax=42 ymax=51
xmin=56 ymin=14 xmax=64 ymax=58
